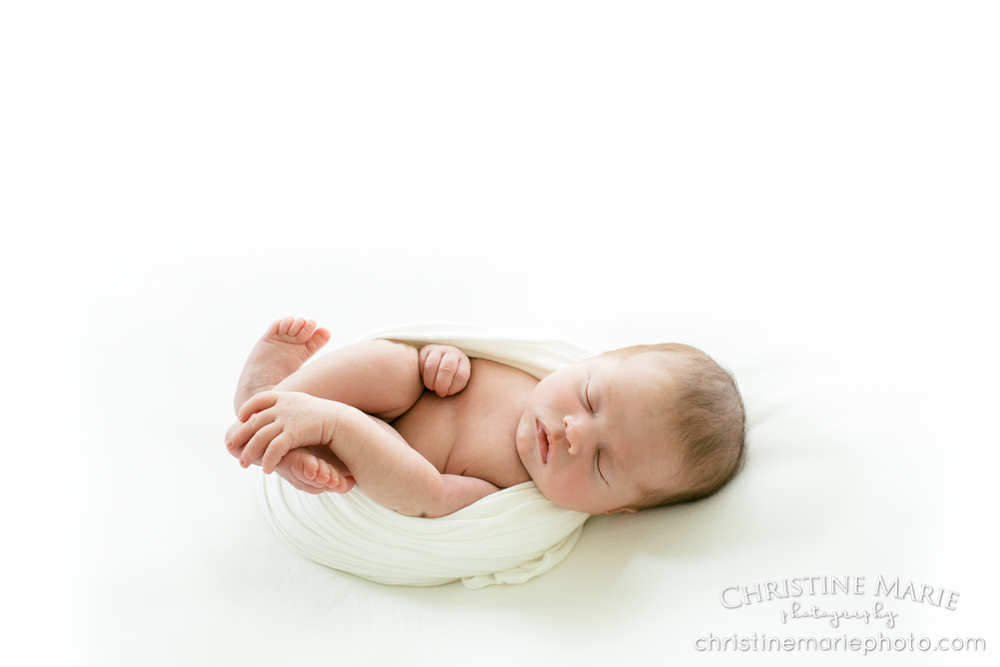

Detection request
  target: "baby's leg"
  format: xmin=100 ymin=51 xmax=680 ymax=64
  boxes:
xmin=231 ymin=318 xmax=349 ymax=494
xmin=234 ymin=317 xmax=331 ymax=414
xmin=230 ymin=317 xmax=418 ymax=496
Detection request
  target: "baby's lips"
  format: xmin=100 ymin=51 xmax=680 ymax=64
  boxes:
xmin=536 ymin=419 xmax=550 ymax=464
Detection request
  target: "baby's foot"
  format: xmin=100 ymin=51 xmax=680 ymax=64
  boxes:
xmin=234 ymin=317 xmax=331 ymax=414
xmin=293 ymin=446 xmax=356 ymax=494
xmin=283 ymin=448 xmax=344 ymax=492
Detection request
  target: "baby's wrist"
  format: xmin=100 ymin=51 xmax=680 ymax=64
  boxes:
xmin=314 ymin=398 xmax=346 ymax=447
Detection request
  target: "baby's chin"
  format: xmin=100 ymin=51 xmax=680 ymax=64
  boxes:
xmin=538 ymin=492 xmax=594 ymax=514
xmin=534 ymin=482 xmax=617 ymax=514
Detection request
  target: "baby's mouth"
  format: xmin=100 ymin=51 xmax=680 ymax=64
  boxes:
xmin=536 ymin=419 xmax=551 ymax=465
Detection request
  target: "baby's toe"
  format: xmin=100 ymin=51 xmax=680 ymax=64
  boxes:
xmin=278 ymin=451 xmax=323 ymax=488
xmin=314 ymin=458 xmax=332 ymax=484
xmin=287 ymin=317 xmax=306 ymax=337
xmin=319 ymin=460 xmax=341 ymax=489
xmin=298 ymin=451 xmax=319 ymax=481
xmin=296 ymin=319 xmax=317 ymax=342
xmin=330 ymin=475 xmax=355 ymax=494
xmin=304 ymin=326 xmax=331 ymax=356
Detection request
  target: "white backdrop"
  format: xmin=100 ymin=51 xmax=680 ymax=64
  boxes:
xmin=2 ymin=2 xmax=997 ymax=665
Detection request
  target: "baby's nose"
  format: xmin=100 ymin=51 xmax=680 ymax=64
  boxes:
xmin=563 ymin=415 xmax=587 ymax=454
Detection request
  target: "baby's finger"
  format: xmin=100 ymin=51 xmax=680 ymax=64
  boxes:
xmin=417 ymin=344 xmax=434 ymax=368
xmin=224 ymin=421 xmax=244 ymax=456
xmin=445 ymin=356 xmax=471 ymax=395
xmin=261 ymin=433 xmax=293 ymax=474
xmin=421 ymin=349 xmax=443 ymax=390
xmin=240 ymin=422 xmax=283 ymax=468
xmin=227 ymin=440 xmax=246 ymax=460
xmin=434 ymin=354 xmax=459 ymax=396
xmin=225 ymin=420 xmax=242 ymax=443
xmin=242 ymin=406 xmax=278 ymax=438
xmin=237 ymin=390 xmax=282 ymax=422
xmin=434 ymin=369 xmax=454 ymax=396
xmin=228 ymin=407 xmax=277 ymax=451
xmin=445 ymin=374 xmax=464 ymax=396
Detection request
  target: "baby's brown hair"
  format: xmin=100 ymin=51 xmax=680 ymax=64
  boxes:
xmin=604 ymin=343 xmax=747 ymax=510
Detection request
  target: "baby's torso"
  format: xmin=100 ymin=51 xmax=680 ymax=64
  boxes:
xmin=388 ymin=358 xmax=539 ymax=488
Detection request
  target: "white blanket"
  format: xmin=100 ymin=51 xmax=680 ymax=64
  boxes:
xmin=256 ymin=323 xmax=593 ymax=588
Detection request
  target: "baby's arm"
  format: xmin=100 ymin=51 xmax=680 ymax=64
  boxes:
xmin=230 ymin=391 xmax=500 ymax=517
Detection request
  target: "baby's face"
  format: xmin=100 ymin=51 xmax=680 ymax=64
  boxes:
xmin=515 ymin=352 xmax=682 ymax=514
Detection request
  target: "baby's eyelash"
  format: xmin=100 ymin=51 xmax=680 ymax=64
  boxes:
xmin=585 ymin=380 xmax=594 ymax=412
xmin=596 ymin=451 xmax=607 ymax=483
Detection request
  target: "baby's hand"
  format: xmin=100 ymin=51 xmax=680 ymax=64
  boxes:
xmin=228 ymin=391 xmax=341 ymax=474
xmin=418 ymin=344 xmax=471 ymax=397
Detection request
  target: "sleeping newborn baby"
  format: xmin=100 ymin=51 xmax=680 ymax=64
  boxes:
xmin=225 ymin=318 xmax=746 ymax=517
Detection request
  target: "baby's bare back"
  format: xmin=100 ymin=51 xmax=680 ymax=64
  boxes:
xmin=388 ymin=358 xmax=538 ymax=489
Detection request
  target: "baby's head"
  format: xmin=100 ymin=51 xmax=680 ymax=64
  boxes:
xmin=515 ymin=343 xmax=746 ymax=515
